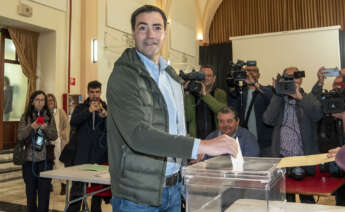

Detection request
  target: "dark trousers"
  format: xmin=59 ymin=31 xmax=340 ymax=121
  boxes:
xmin=336 ymin=184 xmax=345 ymax=206
xmin=286 ymin=193 xmax=315 ymax=203
xmin=22 ymin=161 xmax=53 ymax=212
xmin=67 ymin=182 xmax=103 ymax=212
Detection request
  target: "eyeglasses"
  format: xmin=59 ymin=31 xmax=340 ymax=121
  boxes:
xmin=34 ymin=98 xmax=45 ymax=103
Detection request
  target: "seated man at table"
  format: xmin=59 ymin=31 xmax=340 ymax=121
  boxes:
xmin=204 ymin=107 xmax=260 ymax=160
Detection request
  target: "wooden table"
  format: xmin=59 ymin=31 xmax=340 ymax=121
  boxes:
xmin=40 ymin=164 xmax=111 ymax=212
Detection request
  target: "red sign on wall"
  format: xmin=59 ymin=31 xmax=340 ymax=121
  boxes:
xmin=70 ymin=77 xmax=76 ymax=86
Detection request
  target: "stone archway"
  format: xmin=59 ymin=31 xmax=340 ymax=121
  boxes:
xmin=201 ymin=0 xmax=223 ymax=43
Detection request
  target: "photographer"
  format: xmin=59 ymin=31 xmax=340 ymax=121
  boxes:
xmin=184 ymin=65 xmax=227 ymax=139
xmin=227 ymin=64 xmax=274 ymax=157
xmin=67 ymin=81 xmax=108 ymax=212
xmin=263 ymin=67 xmax=323 ymax=204
xmin=316 ymin=70 xmax=345 ymax=206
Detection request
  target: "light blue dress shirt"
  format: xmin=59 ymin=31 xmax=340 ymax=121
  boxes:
xmin=136 ymin=50 xmax=200 ymax=176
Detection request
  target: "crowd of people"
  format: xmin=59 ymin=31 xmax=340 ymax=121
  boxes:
xmin=13 ymin=4 xmax=345 ymax=212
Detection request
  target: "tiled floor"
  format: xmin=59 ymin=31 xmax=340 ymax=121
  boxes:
xmin=0 ymin=178 xmax=112 ymax=212
xmin=0 ymin=177 xmax=339 ymax=212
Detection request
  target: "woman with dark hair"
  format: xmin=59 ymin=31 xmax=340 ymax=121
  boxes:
xmin=17 ymin=90 xmax=58 ymax=212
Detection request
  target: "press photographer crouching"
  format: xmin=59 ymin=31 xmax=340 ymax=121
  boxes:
xmin=184 ymin=65 xmax=227 ymax=139
xmin=263 ymin=67 xmax=323 ymax=204
xmin=315 ymin=70 xmax=345 ymax=206
xmin=17 ymin=90 xmax=58 ymax=212
xmin=227 ymin=60 xmax=274 ymax=157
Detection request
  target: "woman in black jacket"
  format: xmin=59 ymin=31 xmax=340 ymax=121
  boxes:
xmin=17 ymin=90 xmax=58 ymax=212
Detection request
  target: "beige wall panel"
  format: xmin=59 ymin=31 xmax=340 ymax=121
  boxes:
xmin=231 ymin=26 xmax=341 ymax=92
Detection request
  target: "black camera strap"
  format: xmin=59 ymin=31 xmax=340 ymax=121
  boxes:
xmin=243 ymin=90 xmax=258 ymax=128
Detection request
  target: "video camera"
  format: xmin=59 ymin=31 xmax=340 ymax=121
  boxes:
xmin=320 ymin=89 xmax=345 ymax=114
xmin=226 ymin=60 xmax=257 ymax=87
xmin=180 ymin=70 xmax=205 ymax=96
xmin=275 ymin=71 xmax=305 ymax=95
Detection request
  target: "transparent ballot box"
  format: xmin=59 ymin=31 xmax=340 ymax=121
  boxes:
xmin=182 ymin=156 xmax=286 ymax=212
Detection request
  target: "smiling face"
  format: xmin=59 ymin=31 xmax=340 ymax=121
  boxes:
xmin=218 ymin=112 xmax=239 ymax=137
xmin=132 ymin=11 xmax=166 ymax=62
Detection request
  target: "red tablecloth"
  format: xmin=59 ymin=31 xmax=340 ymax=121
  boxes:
xmin=285 ymin=165 xmax=345 ymax=196
xmin=86 ymin=163 xmax=112 ymax=197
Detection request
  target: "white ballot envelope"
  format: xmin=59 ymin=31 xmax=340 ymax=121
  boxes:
xmin=231 ymin=137 xmax=244 ymax=172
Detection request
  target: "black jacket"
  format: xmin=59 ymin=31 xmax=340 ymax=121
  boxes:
xmin=70 ymin=98 xmax=107 ymax=165
xmin=228 ymin=85 xmax=274 ymax=149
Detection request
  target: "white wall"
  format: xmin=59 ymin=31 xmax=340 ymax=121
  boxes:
xmin=231 ymin=26 xmax=341 ymax=92
xmin=0 ymin=0 xmax=70 ymax=108
xmin=70 ymin=0 xmax=81 ymax=95
xmin=98 ymin=0 xmax=200 ymax=100
xmin=168 ymin=0 xmax=199 ymax=71
xmin=37 ymin=31 xmax=56 ymax=94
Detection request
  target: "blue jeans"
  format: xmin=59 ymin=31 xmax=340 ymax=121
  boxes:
xmin=111 ymin=183 xmax=182 ymax=212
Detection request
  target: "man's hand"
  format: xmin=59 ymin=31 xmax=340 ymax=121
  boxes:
xmin=183 ymin=81 xmax=190 ymax=90
xmin=245 ymin=72 xmax=256 ymax=85
xmin=272 ymin=77 xmax=277 ymax=89
xmin=328 ymin=147 xmax=341 ymax=158
xmin=99 ymin=108 xmax=108 ymax=118
xmin=89 ymin=101 xmax=100 ymax=113
xmin=289 ymin=84 xmax=303 ymax=100
xmin=200 ymin=82 xmax=207 ymax=96
xmin=332 ymin=111 xmax=345 ymax=120
xmin=317 ymin=66 xmax=326 ymax=86
xmin=198 ymin=134 xmax=238 ymax=158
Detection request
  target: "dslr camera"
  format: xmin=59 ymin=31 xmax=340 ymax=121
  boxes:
xmin=180 ymin=70 xmax=205 ymax=96
xmin=226 ymin=60 xmax=257 ymax=87
xmin=320 ymin=89 xmax=345 ymax=114
xmin=275 ymin=71 xmax=305 ymax=95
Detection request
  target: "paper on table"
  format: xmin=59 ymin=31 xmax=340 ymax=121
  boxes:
xmin=94 ymin=172 xmax=110 ymax=179
xmin=231 ymin=137 xmax=244 ymax=172
xmin=82 ymin=164 xmax=108 ymax=172
xmin=276 ymin=153 xmax=335 ymax=168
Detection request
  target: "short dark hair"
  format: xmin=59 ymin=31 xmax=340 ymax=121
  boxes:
xmin=201 ymin=65 xmax=216 ymax=75
xmin=131 ymin=5 xmax=167 ymax=31
xmin=218 ymin=107 xmax=239 ymax=121
xmin=88 ymin=80 xmax=102 ymax=90
xmin=283 ymin=67 xmax=298 ymax=75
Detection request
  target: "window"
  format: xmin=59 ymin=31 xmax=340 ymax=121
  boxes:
xmin=2 ymin=30 xmax=27 ymax=121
